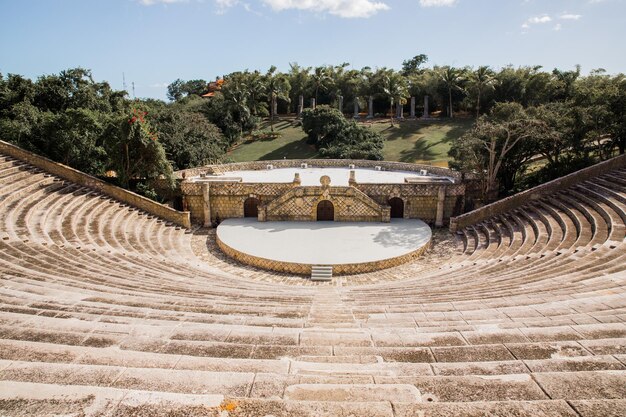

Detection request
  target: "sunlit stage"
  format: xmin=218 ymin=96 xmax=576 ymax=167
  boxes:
xmin=215 ymin=218 xmax=432 ymax=275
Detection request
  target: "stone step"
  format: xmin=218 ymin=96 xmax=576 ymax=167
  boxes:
xmin=283 ymin=383 xmax=422 ymax=402
xmin=311 ymin=265 xmax=333 ymax=281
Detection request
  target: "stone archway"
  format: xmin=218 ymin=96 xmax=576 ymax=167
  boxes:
xmin=388 ymin=197 xmax=404 ymax=219
xmin=243 ymin=197 xmax=260 ymax=218
xmin=316 ymin=200 xmax=334 ymax=221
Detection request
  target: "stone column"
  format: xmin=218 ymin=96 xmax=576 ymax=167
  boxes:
xmin=310 ymin=98 xmax=316 ymax=109
xmin=367 ymin=96 xmax=374 ymax=119
xmin=297 ymin=95 xmax=304 ymax=117
xmin=410 ymin=97 xmax=416 ymax=119
xmin=353 ymin=100 xmax=360 ymax=119
xmin=202 ymin=183 xmax=211 ymax=228
xmin=348 ymin=170 xmax=357 ymax=186
xmin=272 ymin=98 xmax=278 ymax=120
xmin=397 ymin=102 xmax=404 ymax=119
xmin=338 ymin=95 xmax=344 ymax=114
xmin=423 ymin=96 xmax=430 ymax=119
xmin=435 ymin=186 xmax=446 ymax=227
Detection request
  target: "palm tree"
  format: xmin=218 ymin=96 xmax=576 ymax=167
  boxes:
xmin=439 ymin=66 xmax=465 ymax=118
xmin=310 ymin=66 xmax=332 ymax=106
xmin=381 ymin=70 xmax=408 ymax=126
xmin=265 ymin=66 xmax=290 ymax=132
xmin=468 ymin=66 xmax=496 ymax=118
xmin=287 ymin=62 xmax=311 ymax=115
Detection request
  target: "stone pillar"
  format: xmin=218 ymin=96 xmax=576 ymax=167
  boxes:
xmin=310 ymin=98 xmax=316 ymax=109
xmin=410 ymin=97 xmax=416 ymax=119
xmin=348 ymin=170 xmax=357 ymax=186
xmin=397 ymin=102 xmax=404 ymax=119
xmin=202 ymin=183 xmax=211 ymax=228
xmin=436 ymin=186 xmax=446 ymax=227
xmin=423 ymin=96 xmax=430 ymax=119
xmin=353 ymin=100 xmax=360 ymax=119
xmin=367 ymin=96 xmax=374 ymax=119
xmin=293 ymin=173 xmax=301 ymax=186
xmin=338 ymin=95 xmax=344 ymax=114
xmin=297 ymin=95 xmax=304 ymax=117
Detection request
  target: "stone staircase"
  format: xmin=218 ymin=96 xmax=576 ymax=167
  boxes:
xmin=0 ymin=151 xmax=626 ymax=416
xmin=311 ymin=265 xmax=333 ymax=281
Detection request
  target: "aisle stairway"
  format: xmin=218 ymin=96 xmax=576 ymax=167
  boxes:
xmin=0 ymin=151 xmax=625 ymax=416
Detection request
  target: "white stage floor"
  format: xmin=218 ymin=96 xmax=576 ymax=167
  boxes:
xmin=216 ymin=218 xmax=432 ymax=266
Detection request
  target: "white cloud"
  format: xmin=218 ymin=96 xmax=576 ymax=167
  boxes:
xmin=138 ymin=0 xmax=188 ymax=5
xmin=553 ymin=23 xmax=562 ymax=31
xmin=261 ymin=0 xmax=390 ymax=18
xmin=419 ymin=0 xmax=457 ymax=6
xmin=527 ymin=15 xmax=551 ymax=24
xmin=559 ymin=13 xmax=582 ymax=20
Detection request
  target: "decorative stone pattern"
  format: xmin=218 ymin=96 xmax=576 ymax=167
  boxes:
xmin=179 ymin=161 xmax=467 ymax=226
xmin=264 ymin=185 xmax=389 ymax=222
xmin=217 ymin=231 xmax=431 ymax=276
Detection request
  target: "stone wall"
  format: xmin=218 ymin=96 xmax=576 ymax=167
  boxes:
xmin=449 ymin=154 xmax=626 ymax=232
xmin=263 ymin=185 xmax=388 ymax=222
xmin=176 ymin=159 xmax=462 ymax=180
xmin=0 ymin=140 xmax=191 ymax=228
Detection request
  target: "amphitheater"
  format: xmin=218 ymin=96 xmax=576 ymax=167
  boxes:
xmin=1 ymin=138 xmax=626 ymax=416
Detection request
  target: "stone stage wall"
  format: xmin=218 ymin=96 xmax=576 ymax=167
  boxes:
xmin=216 ymin=232 xmax=431 ymax=276
xmin=180 ymin=161 xmax=466 ymax=226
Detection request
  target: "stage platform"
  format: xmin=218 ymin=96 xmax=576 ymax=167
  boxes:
xmin=215 ymin=218 xmax=432 ymax=276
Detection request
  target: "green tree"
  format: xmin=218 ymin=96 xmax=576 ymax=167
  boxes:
xmin=153 ymin=108 xmax=226 ymax=170
xmin=264 ymin=66 xmax=290 ymax=131
xmin=401 ymin=54 xmax=428 ymax=76
xmin=301 ymin=105 xmax=348 ymax=147
xmin=467 ymin=66 xmax=496 ymax=118
xmin=381 ymin=70 xmax=408 ymax=126
xmin=320 ymin=122 xmax=384 ymax=160
xmin=104 ymin=108 xmax=174 ymax=189
xmin=439 ymin=66 xmax=465 ymax=118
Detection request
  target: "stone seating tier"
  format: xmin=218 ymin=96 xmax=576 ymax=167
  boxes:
xmin=0 ymin=152 xmax=625 ymax=416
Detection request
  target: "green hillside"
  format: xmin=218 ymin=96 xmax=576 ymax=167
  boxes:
xmin=227 ymin=117 xmax=473 ymax=167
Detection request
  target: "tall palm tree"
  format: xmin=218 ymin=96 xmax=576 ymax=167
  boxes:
xmin=468 ymin=66 xmax=496 ymax=118
xmin=287 ymin=62 xmax=311 ymax=115
xmin=439 ymin=66 xmax=464 ymax=118
xmin=381 ymin=70 xmax=408 ymax=126
xmin=265 ymin=66 xmax=290 ymax=132
xmin=310 ymin=66 xmax=332 ymax=106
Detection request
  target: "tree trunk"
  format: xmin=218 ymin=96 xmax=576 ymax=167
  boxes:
xmin=476 ymin=91 xmax=481 ymax=119
xmin=390 ymin=100 xmax=394 ymax=127
xmin=449 ymin=88 xmax=454 ymax=118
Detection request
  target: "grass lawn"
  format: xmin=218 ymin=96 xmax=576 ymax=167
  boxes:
xmin=227 ymin=117 xmax=474 ymax=167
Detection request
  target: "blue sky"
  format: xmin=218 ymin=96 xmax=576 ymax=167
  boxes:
xmin=1 ymin=0 xmax=624 ymax=100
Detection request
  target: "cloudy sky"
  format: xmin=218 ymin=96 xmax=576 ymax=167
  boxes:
xmin=1 ymin=0 xmax=624 ymax=99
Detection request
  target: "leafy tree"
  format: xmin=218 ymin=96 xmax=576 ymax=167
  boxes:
xmin=381 ymin=70 xmax=408 ymax=126
xmin=309 ymin=66 xmax=332 ymax=105
xmin=319 ymin=122 xmax=384 ymax=160
xmin=439 ymin=66 xmax=465 ymax=118
xmin=287 ymin=63 xmax=311 ymax=113
xmin=103 ymin=108 xmax=173 ymax=189
xmin=401 ymin=54 xmax=428 ymax=76
xmin=153 ymin=108 xmax=226 ymax=170
xmin=467 ymin=66 xmax=496 ymax=118
xmin=264 ymin=66 xmax=290 ymax=131
xmin=167 ymin=79 xmax=185 ymax=102
xmin=450 ymin=103 xmax=553 ymax=199
xmin=300 ymin=105 xmax=348 ymax=147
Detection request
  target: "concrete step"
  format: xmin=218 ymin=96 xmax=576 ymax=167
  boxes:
xmin=311 ymin=265 xmax=333 ymax=281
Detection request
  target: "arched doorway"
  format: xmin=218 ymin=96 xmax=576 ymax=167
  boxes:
xmin=244 ymin=197 xmax=259 ymax=218
xmin=388 ymin=197 xmax=404 ymax=219
xmin=316 ymin=200 xmax=334 ymax=221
